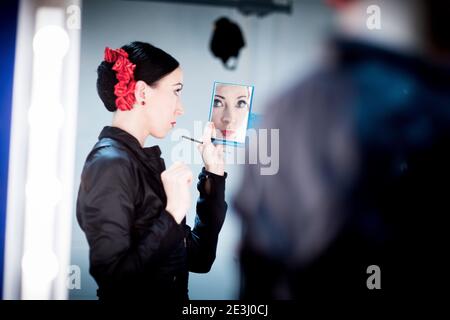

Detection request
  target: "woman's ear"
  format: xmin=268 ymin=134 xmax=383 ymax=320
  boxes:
xmin=134 ymin=80 xmax=150 ymax=105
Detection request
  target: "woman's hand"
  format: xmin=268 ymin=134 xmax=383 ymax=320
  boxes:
xmin=198 ymin=122 xmax=225 ymax=176
xmin=161 ymin=161 xmax=193 ymax=224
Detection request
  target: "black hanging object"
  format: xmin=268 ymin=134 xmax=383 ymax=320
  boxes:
xmin=210 ymin=17 xmax=246 ymax=70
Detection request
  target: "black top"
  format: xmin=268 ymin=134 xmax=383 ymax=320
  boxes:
xmin=76 ymin=126 xmax=228 ymax=300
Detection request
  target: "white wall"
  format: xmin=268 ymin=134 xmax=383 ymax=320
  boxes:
xmin=70 ymin=0 xmax=331 ymax=299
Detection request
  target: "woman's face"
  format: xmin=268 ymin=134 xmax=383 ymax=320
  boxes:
xmin=211 ymin=84 xmax=250 ymax=141
xmin=143 ymin=67 xmax=184 ymax=138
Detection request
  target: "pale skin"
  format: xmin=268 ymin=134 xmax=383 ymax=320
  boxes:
xmin=112 ymin=67 xmax=224 ymax=224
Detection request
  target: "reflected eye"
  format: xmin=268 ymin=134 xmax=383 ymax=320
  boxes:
xmin=174 ymin=88 xmax=182 ymax=96
xmin=213 ymin=99 xmax=224 ymax=108
xmin=236 ymin=100 xmax=248 ymax=109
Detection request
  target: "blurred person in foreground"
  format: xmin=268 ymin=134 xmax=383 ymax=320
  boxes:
xmin=234 ymin=0 xmax=450 ymax=299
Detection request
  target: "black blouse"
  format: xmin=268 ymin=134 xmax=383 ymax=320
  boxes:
xmin=76 ymin=126 xmax=227 ymax=300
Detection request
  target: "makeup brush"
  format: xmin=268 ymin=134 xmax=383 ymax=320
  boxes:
xmin=181 ymin=135 xmax=203 ymax=144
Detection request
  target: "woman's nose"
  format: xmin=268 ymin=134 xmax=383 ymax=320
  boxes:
xmin=221 ymin=107 xmax=234 ymax=125
xmin=175 ymin=101 xmax=184 ymax=116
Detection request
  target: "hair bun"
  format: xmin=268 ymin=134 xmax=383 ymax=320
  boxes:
xmin=96 ymin=41 xmax=180 ymax=112
xmin=96 ymin=61 xmax=118 ymax=112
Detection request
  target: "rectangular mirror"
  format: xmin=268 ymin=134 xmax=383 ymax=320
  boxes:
xmin=208 ymin=81 xmax=254 ymax=146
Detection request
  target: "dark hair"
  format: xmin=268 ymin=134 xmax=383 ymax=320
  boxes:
xmin=96 ymin=41 xmax=180 ymax=112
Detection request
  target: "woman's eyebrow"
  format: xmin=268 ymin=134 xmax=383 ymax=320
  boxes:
xmin=173 ymin=82 xmax=183 ymax=88
xmin=237 ymin=95 xmax=247 ymax=99
xmin=215 ymin=94 xmax=225 ymax=99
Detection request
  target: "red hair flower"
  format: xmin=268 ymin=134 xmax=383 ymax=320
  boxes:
xmin=113 ymin=81 xmax=129 ymax=97
xmin=104 ymin=47 xmax=137 ymax=111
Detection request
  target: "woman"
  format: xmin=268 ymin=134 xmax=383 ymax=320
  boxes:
xmin=76 ymin=41 xmax=227 ymax=301
xmin=211 ymin=84 xmax=251 ymax=142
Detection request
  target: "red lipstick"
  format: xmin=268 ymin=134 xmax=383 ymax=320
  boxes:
xmin=221 ymin=130 xmax=235 ymax=137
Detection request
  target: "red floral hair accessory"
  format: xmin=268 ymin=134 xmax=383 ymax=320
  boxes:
xmin=104 ymin=47 xmax=137 ymax=111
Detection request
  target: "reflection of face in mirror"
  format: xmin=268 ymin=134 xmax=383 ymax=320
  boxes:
xmin=211 ymin=84 xmax=251 ymax=143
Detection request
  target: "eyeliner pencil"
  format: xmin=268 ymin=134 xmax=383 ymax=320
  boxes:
xmin=182 ymin=135 xmax=203 ymax=144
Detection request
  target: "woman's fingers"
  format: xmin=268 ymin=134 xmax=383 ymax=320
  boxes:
xmin=167 ymin=161 xmax=184 ymax=172
xmin=164 ymin=161 xmax=193 ymax=184
xmin=197 ymin=143 xmax=204 ymax=157
xmin=202 ymin=122 xmax=214 ymax=145
xmin=211 ymin=122 xmax=217 ymax=139
xmin=182 ymin=169 xmax=194 ymax=184
xmin=173 ymin=164 xmax=193 ymax=184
